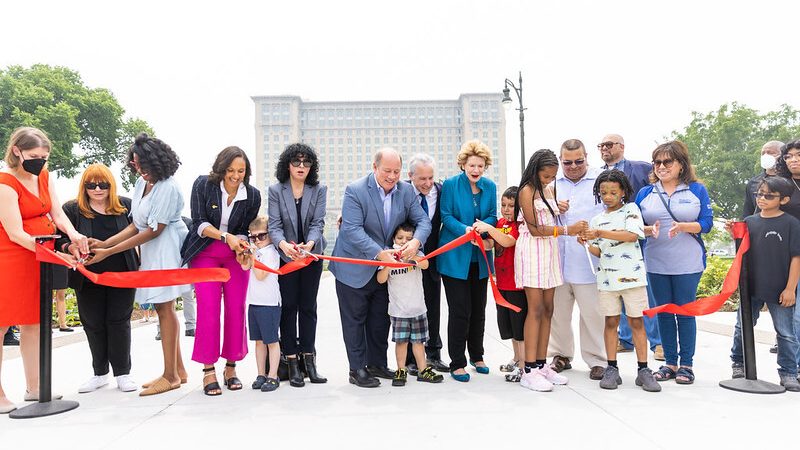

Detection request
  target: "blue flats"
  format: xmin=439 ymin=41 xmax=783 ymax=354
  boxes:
xmin=470 ymin=360 xmax=490 ymax=375
xmin=450 ymin=371 xmax=471 ymax=382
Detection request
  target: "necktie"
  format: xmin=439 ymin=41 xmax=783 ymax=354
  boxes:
xmin=420 ymin=193 xmax=429 ymax=215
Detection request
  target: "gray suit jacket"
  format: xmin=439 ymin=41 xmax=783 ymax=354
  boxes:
xmin=268 ymin=181 xmax=328 ymax=262
xmin=329 ymin=174 xmax=431 ymax=289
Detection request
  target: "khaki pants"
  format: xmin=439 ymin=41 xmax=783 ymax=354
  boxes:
xmin=547 ymin=283 xmax=606 ymax=369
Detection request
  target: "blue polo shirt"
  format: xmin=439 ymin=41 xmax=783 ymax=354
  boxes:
xmin=636 ymin=181 xmax=713 ymax=275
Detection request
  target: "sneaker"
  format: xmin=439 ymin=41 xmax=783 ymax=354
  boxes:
xmin=635 ymin=368 xmax=662 ymax=392
xmin=505 ymin=366 xmax=522 ymax=383
xmin=520 ymin=368 xmax=553 ymax=392
xmin=155 ymin=331 xmax=161 ymax=341
xmin=392 ymin=368 xmax=407 ymax=387
xmin=417 ymin=366 xmax=444 ymax=383
xmin=499 ymin=359 xmax=518 ymax=372
xmin=731 ymin=363 xmax=744 ymax=379
xmin=78 ymin=375 xmax=109 ymax=393
xmin=780 ymin=374 xmax=800 ymax=392
xmin=599 ymin=366 xmax=622 ymax=390
xmin=185 ymin=328 xmax=195 ymax=337
xmin=116 ymin=375 xmax=138 ymax=392
xmin=540 ymin=364 xmax=568 ymax=385
xmin=653 ymin=345 xmax=665 ymax=361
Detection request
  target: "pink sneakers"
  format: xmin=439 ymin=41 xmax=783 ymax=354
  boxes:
xmin=540 ymin=364 xmax=569 ymax=385
xmin=520 ymin=368 xmax=553 ymax=392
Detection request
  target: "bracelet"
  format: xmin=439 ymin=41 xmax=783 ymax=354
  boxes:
xmin=563 ymin=225 xmax=569 ymax=236
xmin=553 ymin=226 xmax=559 ymax=238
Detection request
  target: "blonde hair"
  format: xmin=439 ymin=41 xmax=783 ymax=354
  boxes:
xmin=4 ymin=127 xmax=52 ymax=168
xmin=77 ymin=163 xmax=127 ymax=218
xmin=248 ymin=215 xmax=268 ymax=232
xmin=457 ymin=140 xmax=492 ymax=168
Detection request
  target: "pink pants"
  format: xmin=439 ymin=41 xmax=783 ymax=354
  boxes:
xmin=191 ymin=240 xmax=250 ymax=365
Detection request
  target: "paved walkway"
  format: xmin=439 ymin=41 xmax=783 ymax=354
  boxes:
xmin=1 ymin=273 xmax=796 ymax=448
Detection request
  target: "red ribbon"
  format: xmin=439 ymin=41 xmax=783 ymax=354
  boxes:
xmin=36 ymin=244 xmax=230 ymax=288
xmin=643 ymin=222 xmax=749 ymax=317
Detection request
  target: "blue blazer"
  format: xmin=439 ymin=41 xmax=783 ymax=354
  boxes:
xmin=329 ymin=174 xmax=431 ymax=289
xmin=620 ymin=159 xmax=653 ymax=196
xmin=267 ymin=181 xmax=327 ymax=263
xmin=437 ymin=172 xmax=497 ymax=280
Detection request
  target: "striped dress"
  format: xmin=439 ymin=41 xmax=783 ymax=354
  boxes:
xmin=514 ymin=198 xmax=563 ymax=289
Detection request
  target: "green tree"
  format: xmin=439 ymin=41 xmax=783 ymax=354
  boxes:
xmin=0 ymin=64 xmax=154 ymax=183
xmin=672 ymin=102 xmax=800 ymax=219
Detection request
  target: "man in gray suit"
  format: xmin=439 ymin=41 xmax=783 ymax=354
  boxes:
xmin=329 ymin=148 xmax=431 ymax=387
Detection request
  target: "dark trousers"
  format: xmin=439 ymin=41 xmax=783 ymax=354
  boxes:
xmin=278 ymin=259 xmax=323 ymax=355
xmin=336 ymin=274 xmax=390 ymax=371
xmin=442 ymin=263 xmax=488 ymax=371
xmin=405 ymin=268 xmax=443 ymax=365
xmin=76 ymin=284 xmax=135 ymax=376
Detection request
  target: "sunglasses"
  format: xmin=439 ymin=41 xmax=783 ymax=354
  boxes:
xmin=85 ymin=182 xmax=111 ymax=190
xmin=653 ymin=158 xmax=676 ymax=168
xmin=249 ymin=232 xmax=269 ymax=242
xmin=755 ymin=192 xmax=781 ymax=200
xmin=561 ymin=159 xmax=585 ymax=167
xmin=597 ymin=142 xmax=620 ymax=149
xmin=290 ymin=159 xmax=312 ymax=168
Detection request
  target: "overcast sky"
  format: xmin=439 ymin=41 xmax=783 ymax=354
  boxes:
xmin=2 ymin=0 xmax=799 ymax=202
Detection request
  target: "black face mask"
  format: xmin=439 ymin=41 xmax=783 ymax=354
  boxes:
xmin=20 ymin=154 xmax=47 ymax=176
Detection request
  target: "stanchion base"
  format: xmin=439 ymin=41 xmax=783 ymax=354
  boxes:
xmin=9 ymin=399 xmax=79 ymax=419
xmin=719 ymin=378 xmax=785 ymax=394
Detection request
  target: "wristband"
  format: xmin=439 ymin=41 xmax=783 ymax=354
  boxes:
xmin=220 ymin=232 xmax=228 ymax=243
xmin=553 ymin=226 xmax=559 ymax=238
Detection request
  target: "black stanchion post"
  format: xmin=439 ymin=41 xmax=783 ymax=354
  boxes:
xmin=10 ymin=236 xmax=79 ymax=418
xmin=719 ymin=226 xmax=784 ymax=394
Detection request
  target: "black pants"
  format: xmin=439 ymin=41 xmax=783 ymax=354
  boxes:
xmin=76 ymin=284 xmax=135 ymax=376
xmin=278 ymin=259 xmax=323 ymax=355
xmin=405 ymin=268 xmax=443 ymax=365
xmin=336 ymin=274 xmax=390 ymax=371
xmin=442 ymin=263 xmax=488 ymax=371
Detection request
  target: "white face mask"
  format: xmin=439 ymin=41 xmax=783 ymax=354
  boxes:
xmin=761 ymin=154 xmax=777 ymax=170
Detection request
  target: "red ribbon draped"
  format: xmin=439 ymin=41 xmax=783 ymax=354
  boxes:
xmin=36 ymin=244 xmax=230 ymax=288
xmin=643 ymin=222 xmax=749 ymax=317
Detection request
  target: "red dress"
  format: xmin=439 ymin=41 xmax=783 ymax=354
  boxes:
xmin=0 ymin=170 xmax=56 ymax=326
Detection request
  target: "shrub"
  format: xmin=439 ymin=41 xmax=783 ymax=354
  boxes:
xmin=697 ymin=256 xmax=738 ymax=312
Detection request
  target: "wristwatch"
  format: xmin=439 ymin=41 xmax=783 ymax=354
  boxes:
xmin=220 ymin=232 xmax=228 ymax=243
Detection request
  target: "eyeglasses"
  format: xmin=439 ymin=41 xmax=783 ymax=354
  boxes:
xmin=755 ymin=192 xmax=781 ymax=200
xmin=85 ymin=182 xmax=111 ymax=190
xmin=783 ymin=153 xmax=800 ymax=161
xmin=653 ymin=158 xmax=676 ymax=168
xmin=561 ymin=159 xmax=585 ymax=167
xmin=597 ymin=142 xmax=621 ymax=149
xmin=249 ymin=232 xmax=269 ymax=242
xmin=290 ymin=159 xmax=312 ymax=168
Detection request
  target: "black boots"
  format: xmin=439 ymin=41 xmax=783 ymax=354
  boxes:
xmin=303 ymin=353 xmax=327 ymax=384
xmin=287 ymin=357 xmax=305 ymax=387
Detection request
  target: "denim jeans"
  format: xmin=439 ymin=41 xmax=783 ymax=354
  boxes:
xmin=618 ymin=283 xmax=661 ymax=350
xmin=795 ymin=284 xmax=800 ymax=369
xmin=731 ymin=298 xmax=798 ymax=377
xmin=648 ymin=272 xmax=703 ymax=367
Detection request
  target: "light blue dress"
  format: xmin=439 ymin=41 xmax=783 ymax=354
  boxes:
xmin=131 ymin=176 xmax=190 ymax=304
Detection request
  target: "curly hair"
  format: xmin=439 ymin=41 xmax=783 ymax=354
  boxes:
xmin=775 ymin=139 xmax=800 ymax=179
xmin=127 ymin=133 xmax=181 ymax=182
xmin=275 ymin=143 xmax=320 ymax=186
xmin=647 ymin=140 xmax=697 ymax=185
xmin=593 ymin=169 xmax=634 ymax=205
xmin=457 ymin=140 xmax=493 ymax=169
xmin=516 ymin=149 xmax=559 ymax=225
xmin=208 ymin=146 xmax=251 ymax=185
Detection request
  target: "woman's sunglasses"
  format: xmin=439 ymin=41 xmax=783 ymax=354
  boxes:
xmin=249 ymin=232 xmax=269 ymax=242
xmin=85 ymin=182 xmax=111 ymax=190
xmin=290 ymin=159 xmax=313 ymax=168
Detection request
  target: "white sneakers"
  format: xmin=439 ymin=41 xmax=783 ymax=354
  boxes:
xmin=520 ymin=366 xmax=569 ymax=392
xmin=116 ymin=375 xmax=138 ymax=392
xmin=78 ymin=375 xmax=109 ymax=393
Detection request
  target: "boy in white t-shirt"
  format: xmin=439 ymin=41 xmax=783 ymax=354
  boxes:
xmin=241 ymin=215 xmax=282 ymax=392
xmin=377 ymin=223 xmax=444 ymax=386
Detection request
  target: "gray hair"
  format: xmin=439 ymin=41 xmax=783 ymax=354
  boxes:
xmin=373 ymin=147 xmax=402 ymax=167
xmin=763 ymin=140 xmax=785 ymax=153
xmin=408 ymin=153 xmax=436 ymax=175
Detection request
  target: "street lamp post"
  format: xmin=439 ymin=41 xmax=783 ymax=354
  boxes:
xmin=502 ymin=71 xmax=526 ymax=175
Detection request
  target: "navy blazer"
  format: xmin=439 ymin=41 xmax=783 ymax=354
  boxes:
xmin=267 ymin=181 xmax=328 ymax=262
xmin=620 ymin=159 xmax=653 ymax=197
xmin=405 ymin=179 xmax=442 ymax=277
xmin=56 ymin=197 xmax=139 ymax=292
xmin=329 ymin=174 xmax=431 ymax=289
xmin=180 ymin=175 xmax=262 ymax=266
xmin=437 ymin=172 xmax=497 ymax=280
